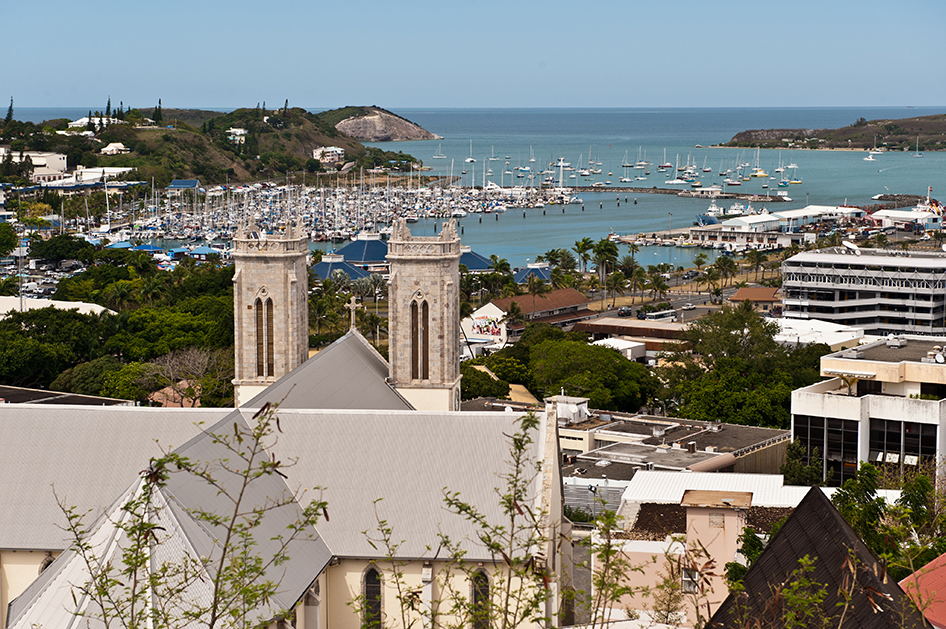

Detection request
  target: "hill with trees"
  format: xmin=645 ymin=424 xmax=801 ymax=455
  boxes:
xmin=317 ymin=105 xmax=441 ymax=141
xmin=721 ymin=112 xmax=946 ymax=152
xmin=0 ymin=100 xmax=421 ymax=187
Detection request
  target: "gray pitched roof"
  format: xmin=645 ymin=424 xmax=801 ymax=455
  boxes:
xmin=7 ymin=411 xmax=332 ymax=629
xmin=243 ymin=330 xmax=413 ymax=411
xmin=0 ymin=406 xmax=233 ymax=550
xmin=0 ymin=405 xmax=544 ymax=563
xmin=267 ymin=408 xmax=543 ymax=560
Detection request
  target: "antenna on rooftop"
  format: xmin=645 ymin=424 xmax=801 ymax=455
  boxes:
xmin=842 ymin=240 xmax=862 ymax=256
xmin=940 ymin=243 xmax=946 ymax=253
xmin=936 ymin=354 xmax=944 ymax=364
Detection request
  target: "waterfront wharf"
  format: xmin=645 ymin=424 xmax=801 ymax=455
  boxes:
xmin=569 ymin=185 xmax=789 ymax=201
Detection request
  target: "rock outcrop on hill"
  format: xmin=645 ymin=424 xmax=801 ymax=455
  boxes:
xmin=334 ymin=107 xmax=441 ymax=142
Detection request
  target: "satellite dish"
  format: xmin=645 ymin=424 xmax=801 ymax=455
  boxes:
xmin=941 ymin=243 xmax=946 ymax=252
xmin=936 ymin=354 xmax=944 ymax=364
xmin=842 ymin=240 xmax=859 ymax=251
xmin=854 ymin=249 xmax=862 ymax=256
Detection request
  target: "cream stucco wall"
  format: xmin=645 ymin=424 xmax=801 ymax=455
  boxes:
xmin=1 ymin=551 xmax=57 ymax=628
xmin=319 ymin=558 xmax=556 ymax=629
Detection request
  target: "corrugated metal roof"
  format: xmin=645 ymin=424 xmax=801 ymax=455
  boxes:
xmin=243 ymin=330 xmax=413 ymax=411
xmin=0 ymin=406 xmax=233 ymax=550
xmin=620 ymin=470 xmax=810 ymax=507
xmin=7 ymin=412 xmax=331 ymax=629
xmin=1 ymin=405 xmax=543 ymax=562
xmin=265 ymin=408 xmax=542 ymax=559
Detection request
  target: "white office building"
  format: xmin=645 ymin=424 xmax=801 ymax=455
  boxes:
xmin=782 ymin=247 xmax=946 ymax=335
xmin=791 ymin=335 xmax=946 ymax=485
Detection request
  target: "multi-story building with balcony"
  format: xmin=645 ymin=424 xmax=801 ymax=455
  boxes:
xmin=791 ymin=335 xmax=946 ymax=485
xmin=782 ymin=247 xmax=946 ymax=335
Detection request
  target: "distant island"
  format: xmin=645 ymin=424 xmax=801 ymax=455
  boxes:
xmin=719 ymin=112 xmax=946 ymax=152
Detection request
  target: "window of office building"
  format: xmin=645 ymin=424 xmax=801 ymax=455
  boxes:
xmin=869 ymin=419 xmax=937 ymax=470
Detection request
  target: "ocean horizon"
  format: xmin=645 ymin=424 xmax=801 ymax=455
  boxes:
xmin=11 ymin=106 xmax=945 ymax=267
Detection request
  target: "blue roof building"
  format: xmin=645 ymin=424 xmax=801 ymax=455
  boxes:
xmin=335 ymin=233 xmax=389 ymax=265
xmin=167 ymin=179 xmax=201 ymax=190
xmin=514 ymin=262 xmax=552 ymax=284
xmin=459 ymin=246 xmax=492 ymax=272
xmin=312 ymin=254 xmax=370 ymax=282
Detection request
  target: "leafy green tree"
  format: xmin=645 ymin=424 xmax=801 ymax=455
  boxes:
xmin=30 ymin=233 xmax=96 ymax=261
xmin=0 ymin=222 xmax=16 ymax=256
xmin=658 ymin=301 xmax=829 ymax=426
xmin=529 ymin=339 xmax=655 ymax=411
xmin=101 ymin=361 xmax=150 ymax=402
xmin=781 ymin=439 xmax=823 ymax=486
xmin=460 ymin=361 xmax=511 ymax=400
xmin=50 ymin=355 xmax=123 ymax=396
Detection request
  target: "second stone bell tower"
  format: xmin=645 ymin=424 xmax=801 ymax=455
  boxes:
xmin=386 ymin=219 xmax=462 ymax=411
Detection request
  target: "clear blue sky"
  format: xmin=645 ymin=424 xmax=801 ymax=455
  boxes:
xmin=5 ymin=0 xmax=944 ymax=110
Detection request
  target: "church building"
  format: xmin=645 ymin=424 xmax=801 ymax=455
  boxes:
xmin=0 ymin=219 xmax=572 ymax=629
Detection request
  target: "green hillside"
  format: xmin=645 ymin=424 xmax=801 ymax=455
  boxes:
xmin=723 ymin=112 xmax=946 ymax=151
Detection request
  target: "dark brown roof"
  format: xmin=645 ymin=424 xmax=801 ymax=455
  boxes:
xmin=627 ymin=503 xmax=793 ymax=542
xmin=709 ymin=487 xmax=929 ymax=628
xmin=491 ymin=287 xmax=590 ymax=317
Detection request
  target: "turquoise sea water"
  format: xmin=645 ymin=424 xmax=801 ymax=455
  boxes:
xmin=17 ymin=107 xmax=945 ymax=267
xmin=367 ymin=107 xmax=945 ymax=266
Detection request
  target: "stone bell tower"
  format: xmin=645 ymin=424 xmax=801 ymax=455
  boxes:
xmin=386 ymin=219 xmax=461 ymax=411
xmin=232 ymin=221 xmax=309 ymax=407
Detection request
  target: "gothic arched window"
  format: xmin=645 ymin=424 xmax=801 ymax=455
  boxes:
xmin=472 ymin=570 xmax=490 ymax=629
xmin=364 ymin=567 xmax=382 ymax=629
xmin=255 ymin=298 xmax=264 ymax=377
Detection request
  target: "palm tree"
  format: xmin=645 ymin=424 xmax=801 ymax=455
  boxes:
xmin=647 ymin=275 xmax=669 ymax=302
xmin=626 ymin=241 xmax=640 ymax=264
xmin=698 ymin=266 xmax=721 ymax=295
xmin=616 ymin=254 xmax=638 ymax=278
xmin=138 ymin=276 xmax=167 ymax=306
xmin=489 ymin=254 xmax=511 ymax=276
xmin=629 ymin=266 xmax=647 ymax=304
xmin=592 ymin=238 xmax=619 ymax=285
xmin=525 ymin=274 xmax=551 ymax=320
xmin=103 ymin=280 xmax=134 ymax=311
xmin=743 ymin=249 xmax=768 ymax=282
xmin=693 ymin=252 xmax=708 ymax=272
xmin=874 ymin=233 xmax=888 ymax=250
xmin=500 ymin=301 xmax=525 ymax=347
xmin=0 ymin=276 xmax=18 ymax=296
xmin=714 ymin=256 xmax=737 ymax=287
xmin=606 ymin=271 xmax=626 ymax=308
xmin=573 ymin=237 xmax=593 ymax=274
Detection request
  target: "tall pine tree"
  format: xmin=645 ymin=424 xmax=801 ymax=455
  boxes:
xmin=106 ymin=97 xmax=111 ymax=118
xmin=4 ymin=97 xmax=12 ymax=123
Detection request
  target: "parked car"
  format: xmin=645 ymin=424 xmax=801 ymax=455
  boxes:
xmin=617 ymin=306 xmax=633 ymax=317
xmin=682 ymin=303 xmax=696 ymax=311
